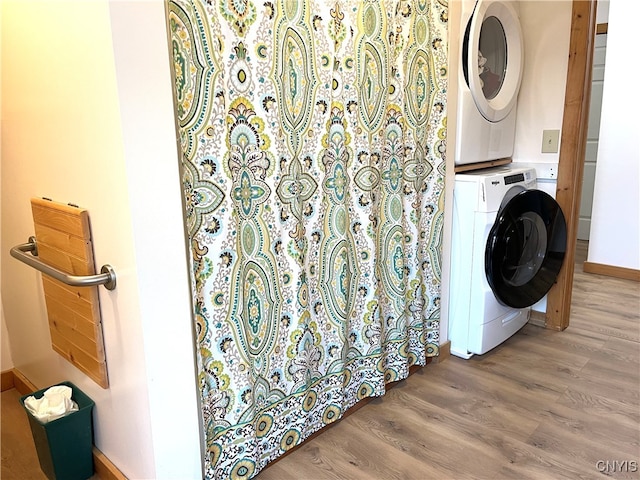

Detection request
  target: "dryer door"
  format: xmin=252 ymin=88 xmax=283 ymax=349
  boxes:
xmin=465 ymin=0 xmax=524 ymax=122
xmin=485 ymin=189 xmax=567 ymax=308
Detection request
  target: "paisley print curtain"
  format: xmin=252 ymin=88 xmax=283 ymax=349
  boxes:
xmin=167 ymin=0 xmax=448 ymax=477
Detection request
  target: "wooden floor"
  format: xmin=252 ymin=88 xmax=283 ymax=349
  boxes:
xmin=1 ymin=388 xmax=48 ymax=479
xmin=2 ymin=241 xmax=638 ymax=479
xmin=256 ymin=241 xmax=640 ymax=479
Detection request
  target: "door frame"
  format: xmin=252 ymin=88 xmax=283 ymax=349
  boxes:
xmin=544 ymin=0 xmax=597 ymax=330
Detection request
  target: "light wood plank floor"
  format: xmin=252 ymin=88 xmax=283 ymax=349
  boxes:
xmin=256 ymin=241 xmax=640 ymax=479
xmin=1 ymin=388 xmax=47 ymax=479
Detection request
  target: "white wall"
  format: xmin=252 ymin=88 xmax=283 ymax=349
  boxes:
xmin=1 ymin=1 xmax=201 ymax=478
xmin=512 ymin=1 xmax=572 ymax=177
xmin=440 ymin=0 xmax=464 ymax=346
xmin=588 ymin=1 xmax=640 ymax=270
xmin=1 ymin=303 xmax=13 ymax=371
xmin=0 ymin=127 xmax=12 ymax=369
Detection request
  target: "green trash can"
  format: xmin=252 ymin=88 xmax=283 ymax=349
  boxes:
xmin=20 ymin=381 xmax=95 ymax=480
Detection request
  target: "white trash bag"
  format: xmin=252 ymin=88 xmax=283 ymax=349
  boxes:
xmin=23 ymin=385 xmax=79 ymax=423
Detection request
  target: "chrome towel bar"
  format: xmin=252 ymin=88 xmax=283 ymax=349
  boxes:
xmin=10 ymin=236 xmax=117 ymax=290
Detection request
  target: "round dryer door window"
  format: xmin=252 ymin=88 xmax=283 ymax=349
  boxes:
xmin=485 ymin=189 xmax=567 ymax=308
xmin=466 ymin=0 xmax=524 ymax=123
xmin=478 ymin=16 xmax=507 ymax=100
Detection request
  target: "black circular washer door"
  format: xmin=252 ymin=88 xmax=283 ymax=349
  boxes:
xmin=485 ymin=189 xmax=567 ymax=308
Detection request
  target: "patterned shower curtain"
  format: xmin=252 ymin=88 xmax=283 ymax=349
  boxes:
xmin=167 ymin=0 xmax=448 ymax=477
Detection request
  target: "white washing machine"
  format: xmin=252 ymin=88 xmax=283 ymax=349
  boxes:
xmin=455 ymin=0 xmax=524 ymax=165
xmin=448 ymin=166 xmax=567 ymax=358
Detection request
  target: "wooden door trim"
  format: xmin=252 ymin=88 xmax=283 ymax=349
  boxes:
xmin=545 ymin=0 xmax=597 ymax=330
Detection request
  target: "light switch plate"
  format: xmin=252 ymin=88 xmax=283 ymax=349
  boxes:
xmin=542 ymin=129 xmax=560 ymax=153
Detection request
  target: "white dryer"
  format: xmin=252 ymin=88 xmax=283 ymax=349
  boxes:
xmin=455 ymin=0 xmax=524 ymax=165
xmin=448 ymin=166 xmax=567 ymax=358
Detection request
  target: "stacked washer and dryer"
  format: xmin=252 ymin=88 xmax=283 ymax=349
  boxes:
xmin=449 ymin=0 xmax=567 ymax=358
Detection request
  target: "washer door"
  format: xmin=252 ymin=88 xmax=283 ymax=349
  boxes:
xmin=485 ymin=189 xmax=567 ymax=308
xmin=463 ymin=0 xmax=524 ymax=122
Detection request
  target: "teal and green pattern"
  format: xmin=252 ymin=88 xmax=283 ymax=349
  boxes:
xmin=167 ymin=0 xmax=448 ymax=477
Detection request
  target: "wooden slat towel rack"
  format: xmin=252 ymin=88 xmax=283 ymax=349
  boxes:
xmin=9 ymin=198 xmax=113 ymax=388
